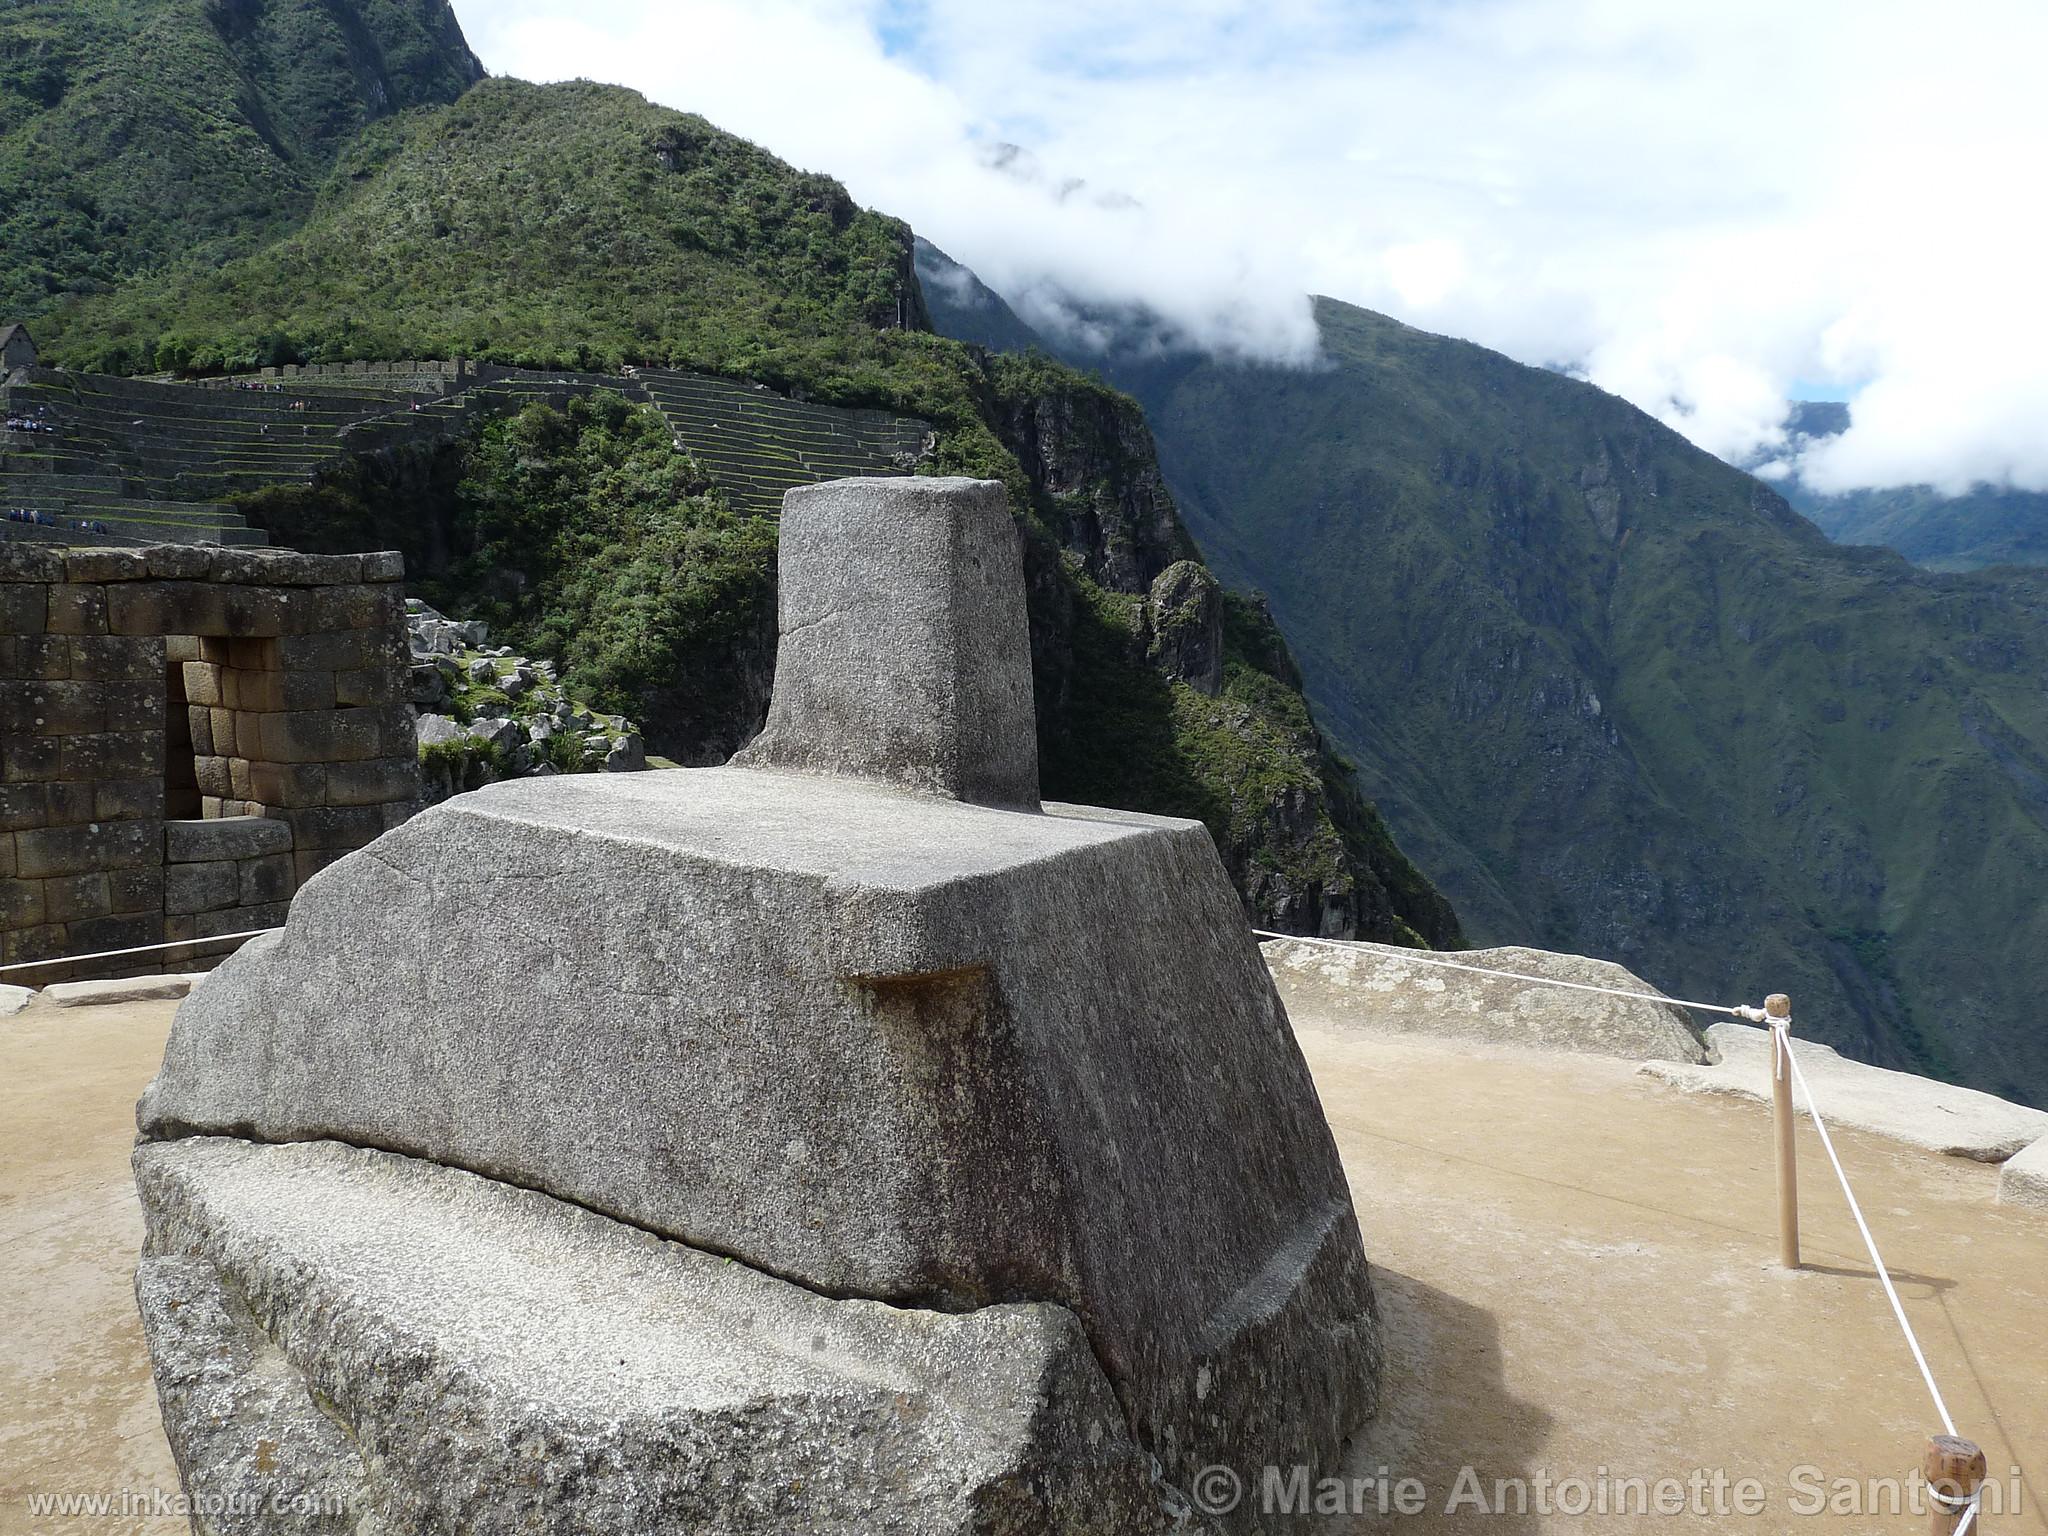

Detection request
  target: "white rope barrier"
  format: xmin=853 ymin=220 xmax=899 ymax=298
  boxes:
xmin=0 ymin=927 xmax=280 ymax=978
xmin=1257 ymin=923 xmax=1986 ymax=1501
xmin=1780 ymin=1028 xmax=1961 ymax=1437
xmin=1250 ymin=929 xmax=1751 ymax=1017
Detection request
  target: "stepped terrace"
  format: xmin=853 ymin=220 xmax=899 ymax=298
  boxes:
xmin=1 ymin=360 xmax=932 ymax=548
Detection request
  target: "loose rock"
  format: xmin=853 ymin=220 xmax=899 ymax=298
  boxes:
xmin=1264 ymin=936 xmax=1710 ymax=1063
xmin=2001 ymin=1138 xmax=2048 ymax=1212
xmin=44 ymin=974 xmax=200 ymax=1007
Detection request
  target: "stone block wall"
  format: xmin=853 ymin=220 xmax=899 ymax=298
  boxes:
xmin=163 ymin=815 xmax=296 ymax=946
xmin=0 ymin=543 xmax=421 ymax=971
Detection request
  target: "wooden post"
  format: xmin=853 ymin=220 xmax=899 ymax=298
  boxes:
xmin=1925 ymin=1435 xmax=1986 ymax=1533
xmin=1768 ymin=992 xmax=1800 ymax=1269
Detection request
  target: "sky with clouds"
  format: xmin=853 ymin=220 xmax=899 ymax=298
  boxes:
xmin=450 ymin=0 xmax=2048 ymax=495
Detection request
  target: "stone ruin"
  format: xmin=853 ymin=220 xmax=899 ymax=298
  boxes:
xmin=0 ymin=322 xmax=35 ymax=375
xmin=130 ymin=477 xmax=1380 ymax=1533
xmin=0 ymin=544 xmax=420 ymax=972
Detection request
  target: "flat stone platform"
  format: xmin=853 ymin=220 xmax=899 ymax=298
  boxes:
xmin=1644 ymin=1021 xmax=2048 ymax=1162
xmin=5 ymin=998 xmax=2046 ymax=1533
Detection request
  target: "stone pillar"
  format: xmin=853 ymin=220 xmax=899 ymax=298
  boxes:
xmin=734 ymin=476 xmax=1039 ymax=806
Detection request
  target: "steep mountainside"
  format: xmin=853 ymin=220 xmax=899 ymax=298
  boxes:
xmin=1776 ymin=406 xmax=2048 ymax=572
xmin=37 ymin=77 xmax=925 ymax=379
xmin=36 ymin=75 xmax=1457 ymax=945
xmin=1078 ymin=297 xmax=2048 ymax=1104
xmin=909 ymin=241 xmax=1454 ymax=939
xmin=913 ymin=238 xmax=1048 ymax=355
xmin=0 ymin=0 xmax=481 ymax=325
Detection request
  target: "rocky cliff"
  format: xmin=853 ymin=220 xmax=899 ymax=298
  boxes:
xmin=974 ymin=353 xmax=1457 ymax=943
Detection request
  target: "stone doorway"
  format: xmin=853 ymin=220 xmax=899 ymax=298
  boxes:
xmin=1 ymin=543 xmax=423 ymax=972
xmin=164 ymin=638 xmax=203 ymax=820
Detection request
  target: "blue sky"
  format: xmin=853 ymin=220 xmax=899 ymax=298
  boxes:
xmin=452 ymin=0 xmax=2048 ymax=493
xmin=1790 ymin=382 xmax=1856 ymax=407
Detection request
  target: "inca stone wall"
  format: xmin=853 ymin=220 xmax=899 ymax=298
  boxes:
xmin=162 ymin=814 xmax=296 ymax=949
xmin=0 ymin=544 xmax=420 ymax=970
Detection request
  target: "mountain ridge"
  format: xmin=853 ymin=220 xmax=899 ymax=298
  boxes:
xmin=1 ymin=0 xmax=482 ymax=324
xmin=957 ymin=287 xmax=2048 ymax=1104
xmin=1774 ymin=405 xmax=2048 ymax=573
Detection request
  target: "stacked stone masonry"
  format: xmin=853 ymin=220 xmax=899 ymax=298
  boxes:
xmin=163 ymin=815 xmax=295 ymax=946
xmin=0 ymin=542 xmax=420 ymax=969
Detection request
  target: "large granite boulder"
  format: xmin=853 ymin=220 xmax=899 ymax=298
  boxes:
xmin=1646 ymin=1023 xmax=2048 ymax=1161
xmin=135 ymin=476 xmax=1380 ymax=1531
xmin=137 ymin=1137 xmax=1155 ymax=1534
xmin=139 ymin=767 xmax=1378 ymax=1517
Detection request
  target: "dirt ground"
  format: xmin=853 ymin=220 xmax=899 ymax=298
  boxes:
xmin=2 ymin=998 xmax=186 ymax=1536
xmin=1306 ymin=1026 xmax=2048 ymax=1534
xmin=1 ymin=1000 xmax=2042 ymax=1534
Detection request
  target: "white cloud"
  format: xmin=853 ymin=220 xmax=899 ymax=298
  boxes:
xmin=450 ymin=0 xmax=2048 ymax=493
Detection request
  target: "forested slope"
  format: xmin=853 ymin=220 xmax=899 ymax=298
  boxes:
xmin=1 ymin=0 xmax=481 ymax=324
xmin=1102 ymin=298 xmax=2048 ymax=1102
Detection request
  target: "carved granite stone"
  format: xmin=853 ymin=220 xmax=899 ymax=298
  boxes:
xmin=135 ymin=476 xmax=1381 ymax=1531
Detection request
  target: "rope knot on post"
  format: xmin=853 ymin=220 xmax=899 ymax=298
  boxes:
xmin=1925 ymin=1435 xmax=1988 ymax=1534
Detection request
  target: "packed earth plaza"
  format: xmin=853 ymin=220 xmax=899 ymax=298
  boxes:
xmin=0 ymin=475 xmax=2043 ymax=1534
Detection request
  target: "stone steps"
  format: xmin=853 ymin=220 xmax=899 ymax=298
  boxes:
xmin=1 ymin=511 xmax=264 ymax=545
xmin=641 ymin=370 xmax=927 ymax=439
xmin=1 ymin=521 xmax=153 ymax=547
xmin=23 ymin=372 xmax=420 ymax=415
xmin=0 ymin=471 xmax=127 ymax=494
xmin=0 ymin=447 xmax=268 ymax=546
xmin=0 ymin=480 xmax=244 ymax=518
xmin=649 ymin=406 xmax=923 ymax=466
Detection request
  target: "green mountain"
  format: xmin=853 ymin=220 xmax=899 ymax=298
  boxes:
xmin=1061 ymin=297 xmax=2048 ymax=1104
xmin=36 ymin=75 xmax=928 ymax=380
xmin=1794 ymin=483 xmax=2048 ymax=572
xmin=1774 ymin=407 xmax=2048 ymax=572
xmin=913 ymin=237 xmax=1048 ymax=355
xmin=0 ymin=0 xmax=482 ymax=325
xmin=24 ymin=66 xmax=1458 ymax=947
